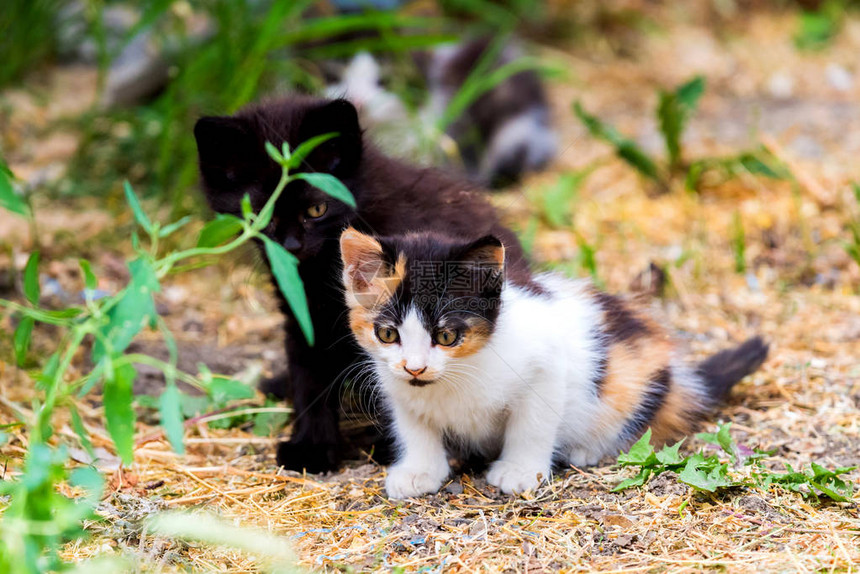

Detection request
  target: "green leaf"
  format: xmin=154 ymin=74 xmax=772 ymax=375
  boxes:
xmin=676 ymin=76 xmax=706 ymax=109
xmin=159 ymin=383 xmax=185 ymax=455
xmin=92 ymin=258 xmax=160 ymax=363
xmin=69 ymin=404 xmax=95 ymax=460
xmin=540 ymin=171 xmax=591 ymax=228
xmin=104 ymin=363 xmax=136 ymax=465
xmin=263 ymin=236 xmax=314 ymax=346
xmin=252 ymin=399 xmax=290 ymax=437
xmin=657 ymin=92 xmax=682 ymax=169
xmin=124 ymin=181 xmax=153 ymax=234
xmin=658 ymin=76 xmax=705 ymax=170
xmin=294 ymin=172 xmax=356 ymax=208
xmin=23 ymin=250 xmax=40 ymax=305
xmin=716 ymin=422 xmax=737 ymax=458
xmin=159 ymin=215 xmax=193 ymax=238
xmin=731 ymin=211 xmax=746 ymax=275
xmin=617 ymin=429 xmax=657 ymax=466
xmin=795 ymin=7 xmax=842 ymax=51
xmin=287 ymin=132 xmax=337 ymax=170
xmin=612 ymin=466 xmax=652 ymax=492
xmin=208 ymin=377 xmax=255 ymax=406
xmin=205 ymin=378 xmax=256 ymax=430
xmin=69 ymin=466 xmax=104 ymax=510
xmin=0 ymin=159 xmax=28 ymax=216
xmin=575 ymin=233 xmax=600 ymax=284
xmin=656 ymin=439 xmax=685 ymax=466
xmin=241 ymin=193 xmax=253 ymax=220
xmin=736 ymin=150 xmax=787 ymax=179
xmin=265 ymin=141 xmax=286 ymax=165
xmin=36 ymin=352 xmax=61 ymax=395
xmin=13 ymin=316 xmax=34 ymax=366
xmin=79 ymin=259 xmax=97 ymax=291
xmin=179 ymin=394 xmax=211 ymax=418
xmin=809 ymin=463 xmax=855 ymax=501
xmin=574 ymin=102 xmax=660 ymax=181
xmin=197 ymin=214 xmax=244 ymax=247
xmin=685 ymin=159 xmax=707 ymax=192
xmin=519 ymin=215 xmax=539 ymax=256
xmin=677 ymin=453 xmax=735 ymax=492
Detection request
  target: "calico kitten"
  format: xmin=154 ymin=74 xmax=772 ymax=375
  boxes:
xmin=420 ymin=36 xmax=558 ymax=187
xmin=194 ymin=96 xmax=533 ymax=473
xmin=339 ymin=229 xmax=769 ymax=497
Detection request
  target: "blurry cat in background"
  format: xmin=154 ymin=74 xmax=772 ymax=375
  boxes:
xmin=339 ymin=228 xmax=768 ymax=498
xmin=419 ymin=36 xmax=557 ymax=187
xmin=327 ymin=36 xmax=557 ymax=187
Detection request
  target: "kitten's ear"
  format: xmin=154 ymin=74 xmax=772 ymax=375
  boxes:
xmin=340 ymin=228 xmax=402 ymax=309
xmin=194 ymin=116 xmax=259 ymax=186
xmin=459 ymin=235 xmax=506 ymax=271
xmin=298 ymin=99 xmax=363 ymax=176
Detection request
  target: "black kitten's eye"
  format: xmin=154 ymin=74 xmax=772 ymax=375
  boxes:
xmin=305 ymin=202 xmax=327 ymax=219
xmin=376 ymin=326 xmax=399 ymax=344
xmin=434 ymin=329 xmax=459 ymax=346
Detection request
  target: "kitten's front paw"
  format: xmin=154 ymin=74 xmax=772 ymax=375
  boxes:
xmin=568 ymin=445 xmax=605 ymax=468
xmin=486 ymin=460 xmax=549 ymax=494
xmin=385 ymin=464 xmax=448 ymax=499
xmin=276 ymin=440 xmax=340 ymax=474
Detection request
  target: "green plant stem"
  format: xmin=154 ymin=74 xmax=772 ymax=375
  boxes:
xmin=0 ymin=301 xmax=77 ymax=326
xmin=115 ymin=354 xmax=206 ymax=391
xmin=156 ymin=170 xmax=291 ymax=276
xmin=35 ymin=327 xmax=89 ymax=441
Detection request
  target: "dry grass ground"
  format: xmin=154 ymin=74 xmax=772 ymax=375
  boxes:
xmin=1 ymin=3 xmax=859 ymax=572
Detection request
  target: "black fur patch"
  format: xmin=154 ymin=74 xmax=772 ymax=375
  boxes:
xmin=697 ymin=336 xmax=769 ymax=403
xmin=591 ymin=336 xmax=609 ymax=396
xmin=594 ymin=292 xmax=651 ymax=344
xmin=619 ymin=367 xmax=672 ymax=443
xmin=372 ymin=233 xmax=504 ymax=338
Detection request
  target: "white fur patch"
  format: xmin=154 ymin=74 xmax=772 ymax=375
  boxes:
xmin=479 ymin=107 xmax=557 ymax=181
xmin=361 ymin=274 xmax=710 ymax=497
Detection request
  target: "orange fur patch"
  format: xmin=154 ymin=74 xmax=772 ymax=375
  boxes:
xmin=599 ymin=335 xmax=673 ymax=429
xmin=650 ymin=387 xmax=699 ymax=443
xmin=348 ymin=307 xmax=377 ymax=349
xmin=341 ymin=228 xmax=406 ymax=310
xmin=445 ymin=321 xmax=493 ymax=358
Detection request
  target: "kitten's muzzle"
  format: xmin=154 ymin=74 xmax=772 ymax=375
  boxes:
xmin=404 ymin=366 xmax=427 ymax=377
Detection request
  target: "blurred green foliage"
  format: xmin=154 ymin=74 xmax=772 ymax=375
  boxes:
xmin=0 ymin=0 xmax=65 ymax=87
xmin=63 ymin=1 xmax=455 ymax=215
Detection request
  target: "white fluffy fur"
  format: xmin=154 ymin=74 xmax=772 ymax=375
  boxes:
xmin=364 ymin=273 xmax=708 ymax=498
xmin=479 ymin=106 xmax=557 ymax=181
xmin=325 ymin=52 xmax=408 ymax=126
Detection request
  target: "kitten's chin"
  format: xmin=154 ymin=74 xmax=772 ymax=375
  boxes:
xmin=408 ymin=377 xmax=435 ymax=388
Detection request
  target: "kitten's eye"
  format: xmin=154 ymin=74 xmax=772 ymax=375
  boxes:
xmin=375 ymin=326 xmax=399 ymax=344
xmin=434 ymin=329 xmax=459 ymax=346
xmin=305 ymin=202 xmax=327 ymax=219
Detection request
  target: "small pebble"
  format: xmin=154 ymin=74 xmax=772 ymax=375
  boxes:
xmin=444 ymin=481 xmax=464 ymax=495
xmin=826 ymin=63 xmax=853 ymax=92
xmin=768 ymin=71 xmax=794 ymax=99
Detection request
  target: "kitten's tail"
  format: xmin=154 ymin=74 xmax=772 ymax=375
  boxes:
xmin=696 ymin=336 xmax=769 ymax=403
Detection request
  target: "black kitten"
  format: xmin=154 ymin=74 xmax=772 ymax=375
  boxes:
xmin=194 ymin=95 xmax=533 ymax=473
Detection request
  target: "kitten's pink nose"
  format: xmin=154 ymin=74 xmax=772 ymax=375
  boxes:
xmin=404 ymin=366 xmax=427 ymax=377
